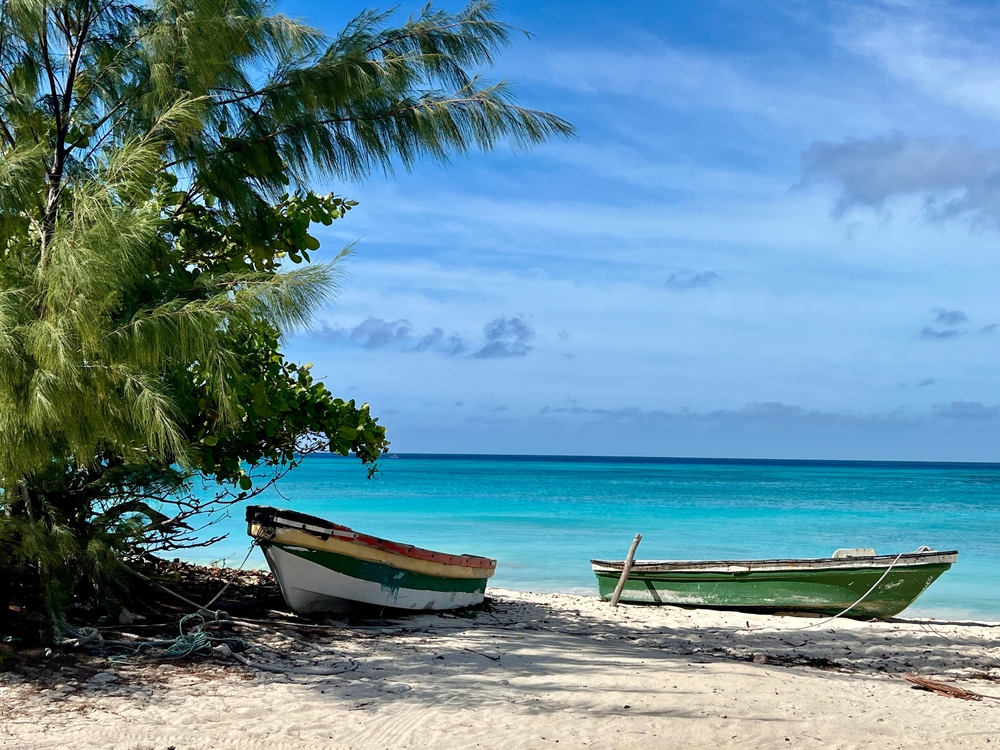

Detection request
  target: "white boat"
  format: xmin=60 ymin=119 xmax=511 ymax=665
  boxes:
xmin=246 ymin=506 xmax=497 ymax=614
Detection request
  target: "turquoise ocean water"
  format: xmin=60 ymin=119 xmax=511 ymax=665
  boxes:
xmin=190 ymin=455 xmax=1000 ymax=620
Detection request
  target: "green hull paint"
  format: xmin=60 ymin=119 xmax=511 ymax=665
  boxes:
xmin=265 ymin=541 xmax=489 ymax=595
xmin=595 ymin=563 xmax=952 ymax=618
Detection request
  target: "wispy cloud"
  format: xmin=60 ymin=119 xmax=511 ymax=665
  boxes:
xmin=317 ymin=317 xmax=468 ymax=356
xmin=933 ymin=401 xmax=1000 ymax=421
xmin=316 ymin=315 xmax=534 ymax=360
xmin=534 ymin=45 xmax=854 ymax=129
xmin=665 ymin=270 xmax=722 ymax=291
xmin=919 ymin=308 xmax=969 ymax=340
xmin=801 ymin=133 xmax=1000 ymax=227
xmin=538 ymin=400 xmax=1000 ymax=427
xmin=473 ymin=316 xmax=535 ymax=359
xmin=282 ymin=4 xmax=1000 ymax=461
xmin=933 ymin=308 xmax=969 ymax=326
xmin=387 ymin=397 xmax=1000 ymax=460
xmin=837 ymin=2 xmax=1000 ymax=120
xmin=919 ymin=327 xmax=963 ymax=341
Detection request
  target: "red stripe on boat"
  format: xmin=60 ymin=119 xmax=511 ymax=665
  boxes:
xmin=327 ymin=526 xmax=496 ymax=570
xmin=250 ymin=506 xmax=496 ymax=571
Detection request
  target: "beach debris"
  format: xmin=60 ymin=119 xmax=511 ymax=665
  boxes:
xmin=463 ymin=647 xmax=501 ymax=661
xmin=384 ymin=683 xmax=411 ymax=694
xmin=752 ymin=654 xmax=769 ymax=664
xmin=231 ymin=652 xmax=358 ymax=676
xmin=903 ymin=673 xmax=990 ymax=701
xmin=55 ymin=625 xmax=103 ymax=649
xmin=118 ymin=608 xmax=134 ymax=625
xmin=213 ymin=643 xmax=232 ymax=658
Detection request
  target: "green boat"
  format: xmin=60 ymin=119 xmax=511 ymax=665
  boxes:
xmin=592 ymin=547 xmax=957 ymax=619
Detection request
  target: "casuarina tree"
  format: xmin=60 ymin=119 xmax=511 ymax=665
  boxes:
xmin=0 ymin=0 xmax=572 ymax=635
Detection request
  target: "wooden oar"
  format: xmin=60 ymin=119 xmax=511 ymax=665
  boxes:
xmin=610 ymin=534 xmax=642 ymax=608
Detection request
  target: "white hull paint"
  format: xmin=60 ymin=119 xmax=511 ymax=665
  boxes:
xmin=263 ymin=545 xmax=486 ymax=615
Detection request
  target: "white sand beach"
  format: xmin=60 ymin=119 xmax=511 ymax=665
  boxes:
xmin=2 ymin=589 xmax=998 ymax=749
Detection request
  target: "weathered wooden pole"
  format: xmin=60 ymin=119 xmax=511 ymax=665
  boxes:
xmin=610 ymin=534 xmax=642 ymax=608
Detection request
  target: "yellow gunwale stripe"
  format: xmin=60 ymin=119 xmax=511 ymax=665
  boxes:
xmin=252 ymin=525 xmax=495 ymax=580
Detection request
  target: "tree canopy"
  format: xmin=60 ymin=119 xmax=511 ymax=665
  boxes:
xmin=0 ymin=0 xmax=572 ymax=634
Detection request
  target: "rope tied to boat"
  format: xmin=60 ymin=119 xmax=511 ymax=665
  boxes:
xmin=790 ymin=551 xmax=905 ymax=630
xmin=738 ymin=551 xmax=907 ymax=633
xmin=200 ymin=542 xmax=258 ymax=614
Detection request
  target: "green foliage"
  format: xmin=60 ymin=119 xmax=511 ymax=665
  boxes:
xmin=173 ymin=192 xmax=357 ymax=272
xmin=0 ymin=0 xmax=571 ymax=635
xmin=182 ymin=319 xmax=389 ymax=486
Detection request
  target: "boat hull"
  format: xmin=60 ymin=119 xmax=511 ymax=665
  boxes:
xmin=246 ymin=506 xmax=496 ymax=615
xmin=261 ymin=541 xmax=490 ymax=614
xmin=593 ymin=552 xmax=956 ymax=618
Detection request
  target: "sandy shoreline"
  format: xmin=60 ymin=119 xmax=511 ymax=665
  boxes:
xmin=2 ymin=589 xmax=998 ymax=748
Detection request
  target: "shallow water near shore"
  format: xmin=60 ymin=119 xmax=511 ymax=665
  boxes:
xmin=187 ymin=454 xmax=1000 ymax=620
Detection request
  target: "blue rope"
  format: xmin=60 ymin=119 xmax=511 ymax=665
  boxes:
xmin=164 ymin=613 xmax=213 ymax=659
xmin=107 ymin=542 xmax=258 ymax=663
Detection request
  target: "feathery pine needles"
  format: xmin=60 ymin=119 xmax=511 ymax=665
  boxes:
xmin=0 ymin=0 xmax=571 ymax=637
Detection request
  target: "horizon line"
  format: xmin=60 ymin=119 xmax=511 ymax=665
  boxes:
xmin=331 ymin=452 xmax=1000 ymax=469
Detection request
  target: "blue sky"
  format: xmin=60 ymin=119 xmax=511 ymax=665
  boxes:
xmin=279 ymin=0 xmax=1000 ymax=461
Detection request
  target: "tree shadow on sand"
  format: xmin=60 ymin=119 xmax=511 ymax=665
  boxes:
xmin=4 ymin=591 xmax=998 ymax=720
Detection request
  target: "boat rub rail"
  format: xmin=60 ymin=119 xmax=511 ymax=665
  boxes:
xmin=247 ymin=505 xmax=497 ymax=572
xmin=591 ymin=550 xmax=958 ymax=575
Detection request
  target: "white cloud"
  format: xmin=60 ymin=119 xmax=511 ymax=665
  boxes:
xmin=283 ymin=3 xmax=1000 ymax=459
xmin=837 ymin=2 xmax=1000 ymax=120
xmin=800 ymin=132 xmax=1000 ymax=226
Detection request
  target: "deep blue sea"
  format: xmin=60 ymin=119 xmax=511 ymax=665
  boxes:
xmin=188 ymin=454 xmax=1000 ymax=620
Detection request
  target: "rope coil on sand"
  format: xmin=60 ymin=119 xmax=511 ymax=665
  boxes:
xmin=102 ymin=542 xmax=257 ymax=663
xmin=98 ymin=542 xmax=355 ymax=674
xmin=163 ymin=614 xmax=214 ymax=659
